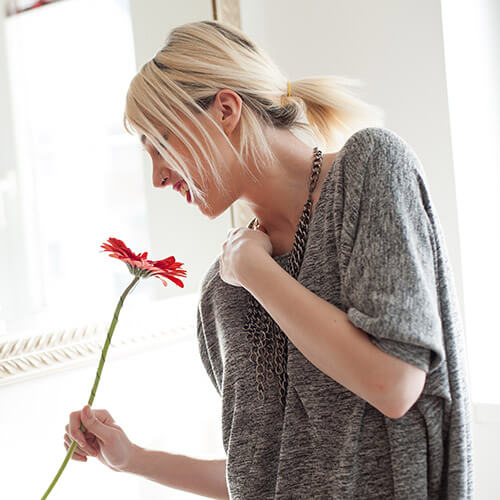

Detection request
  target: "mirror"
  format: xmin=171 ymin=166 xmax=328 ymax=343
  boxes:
xmin=0 ymin=0 xmax=242 ymax=382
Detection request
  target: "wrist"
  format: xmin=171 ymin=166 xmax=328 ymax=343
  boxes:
xmin=238 ymin=249 xmax=274 ymax=291
xmin=120 ymin=443 xmax=146 ymax=474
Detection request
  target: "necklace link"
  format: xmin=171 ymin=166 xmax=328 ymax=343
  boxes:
xmin=244 ymin=146 xmax=323 ymax=410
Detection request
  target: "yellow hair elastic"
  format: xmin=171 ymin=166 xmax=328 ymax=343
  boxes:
xmin=287 ymin=81 xmax=292 ymax=97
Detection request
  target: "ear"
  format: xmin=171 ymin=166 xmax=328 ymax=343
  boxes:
xmin=212 ymin=89 xmax=242 ymax=137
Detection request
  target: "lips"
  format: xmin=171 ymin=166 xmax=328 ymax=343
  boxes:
xmin=173 ymin=180 xmax=184 ymax=192
xmin=172 ymin=179 xmax=192 ymax=204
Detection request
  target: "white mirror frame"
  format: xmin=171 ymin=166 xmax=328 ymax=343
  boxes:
xmin=0 ymin=0 xmax=246 ymax=385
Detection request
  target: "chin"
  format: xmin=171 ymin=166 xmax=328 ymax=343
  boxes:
xmin=200 ymin=199 xmax=231 ymax=221
xmin=196 ymin=198 xmax=214 ymax=217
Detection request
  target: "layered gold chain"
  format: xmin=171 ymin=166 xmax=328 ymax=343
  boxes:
xmin=244 ymin=147 xmax=323 ymax=410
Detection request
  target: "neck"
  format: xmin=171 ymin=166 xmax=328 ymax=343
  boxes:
xmin=238 ymin=127 xmax=336 ymax=236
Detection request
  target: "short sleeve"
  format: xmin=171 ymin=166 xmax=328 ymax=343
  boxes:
xmin=196 ymin=299 xmax=222 ymax=396
xmin=339 ymin=128 xmax=446 ymax=374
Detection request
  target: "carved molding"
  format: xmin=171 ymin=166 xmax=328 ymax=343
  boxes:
xmin=0 ymin=296 xmax=197 ymax=386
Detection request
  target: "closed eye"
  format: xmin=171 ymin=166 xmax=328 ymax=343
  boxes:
xmin=140 ymin=133 xmax=169 ymax=150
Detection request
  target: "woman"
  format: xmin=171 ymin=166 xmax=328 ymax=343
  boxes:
xmin=64 ymin=20 xmax=473 ymax=499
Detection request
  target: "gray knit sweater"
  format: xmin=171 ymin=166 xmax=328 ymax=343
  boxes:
xmin=197 ymin=127 xmax=474 ymax=499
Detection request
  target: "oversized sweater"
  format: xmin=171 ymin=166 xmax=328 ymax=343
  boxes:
xmin=196 ymin=127 xmax=474 ymax=499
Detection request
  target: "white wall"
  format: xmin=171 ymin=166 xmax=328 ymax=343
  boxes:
xmin=441 ymin=0 xmax=500 ymax=497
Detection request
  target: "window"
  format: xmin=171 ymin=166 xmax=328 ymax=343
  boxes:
xmin=442 ymin=0 xmax=500 ymax=405
xmin=2 ymin=0 xmax=151 ymax=336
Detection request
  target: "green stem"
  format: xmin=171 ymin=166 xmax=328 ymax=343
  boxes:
xmin=40 ymin=275 xmax=140 ymax=499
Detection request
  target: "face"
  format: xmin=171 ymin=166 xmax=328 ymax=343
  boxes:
xmin=140 ymin=90 xmax=243 ymax=220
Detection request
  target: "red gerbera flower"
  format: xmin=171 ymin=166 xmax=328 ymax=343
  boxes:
xmin=100 ymin=237 xmax=187 ymax=288
xmin=41 ymin=237 xmax=189 ymax=499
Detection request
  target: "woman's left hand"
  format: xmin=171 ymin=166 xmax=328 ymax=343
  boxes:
xmin=219 ymin=225 xmax=273 ymax=288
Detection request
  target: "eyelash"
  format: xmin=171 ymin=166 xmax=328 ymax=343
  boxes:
xmin=157 ymin=135 xmax=169 ymax=154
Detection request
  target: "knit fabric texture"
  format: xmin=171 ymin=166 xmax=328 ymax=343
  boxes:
xmin=197 ymin=127 xmax=474 ymax=499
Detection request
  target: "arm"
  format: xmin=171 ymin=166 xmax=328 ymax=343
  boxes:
xmin=238 ymin=251 xmax=426 ymax=420
xmin=121 ymin=444 xmax=229 ymax=500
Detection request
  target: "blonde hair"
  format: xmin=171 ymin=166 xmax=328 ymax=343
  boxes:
xmin=123 ymin=20 xmax=384 ymax=207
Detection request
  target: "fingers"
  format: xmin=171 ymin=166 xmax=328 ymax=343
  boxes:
xmin=80 ymin=405 xmax=112 ymax=442
xmin=69 ymin=411 xmax=88 ymax=448
xmin=64 ymin=441 xmax=86 ymax=461
xmin=66 ymin=406 xmax=116 ymax=462
xmin=63 ymin=432 xmax=96 ymax=461
xmin=65 ymin=425 xmax=98 ymax=457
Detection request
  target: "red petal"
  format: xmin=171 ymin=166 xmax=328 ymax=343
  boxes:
xmin=100 ymin=237 xmax=186 ymax=288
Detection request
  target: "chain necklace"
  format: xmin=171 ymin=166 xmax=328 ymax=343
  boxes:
xmin=244 ymin=146 xmax=323 ymax=411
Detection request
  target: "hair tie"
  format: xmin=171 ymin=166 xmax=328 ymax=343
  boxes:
xmin=287 ymin=81 xmax=292 ymax=97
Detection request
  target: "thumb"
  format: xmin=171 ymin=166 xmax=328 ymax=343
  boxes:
xmin=81 ymin=405 xmax=111 ymax=441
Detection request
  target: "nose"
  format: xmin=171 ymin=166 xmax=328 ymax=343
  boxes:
xmin=152 ymin=165 xmax=170 ymax=188
xmin=154 ymin=170 xmax=182 ymax=189
xmin=153 ymin=173 xmax=165 ymax=188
